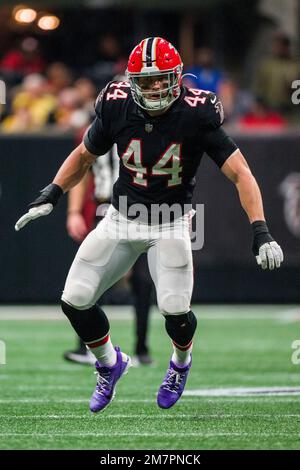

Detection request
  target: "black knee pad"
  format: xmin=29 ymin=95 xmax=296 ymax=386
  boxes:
xmin=61 ymin=300 xmax=110 ymax=343
xmin=164 ymin=311 xmax=197 ymax=347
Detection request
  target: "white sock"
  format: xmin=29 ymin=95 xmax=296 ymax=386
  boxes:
xmin=86 ymin=334 xmax=117 ymax=367
xmin=171 ymin=340 xmax=193 ymax=367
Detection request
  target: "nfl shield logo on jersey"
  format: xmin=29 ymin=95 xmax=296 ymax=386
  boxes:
xmin=145 ymin=123 xmax=153 ymax=133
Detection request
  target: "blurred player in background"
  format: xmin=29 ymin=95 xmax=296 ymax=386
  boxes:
xmin=16 ymin=37 xmax=283 ymax=413
xmin=64 ymin=144 xmax=154 ymax=366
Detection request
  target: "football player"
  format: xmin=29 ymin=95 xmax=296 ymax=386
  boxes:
xmin=15 ymin=37 xmax=283 ymax=412
xmin=64 ymin=145 xmax=154 ymax=366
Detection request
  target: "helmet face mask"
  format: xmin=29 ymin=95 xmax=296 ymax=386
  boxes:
xmin=127 ymin=68 xmax=182 ymax=111
xmin=126 ymin=38 xmax=183 ymax=112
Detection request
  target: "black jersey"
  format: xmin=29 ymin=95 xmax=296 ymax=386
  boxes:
xmin=84 ymin=81 xmax=238 ymax=220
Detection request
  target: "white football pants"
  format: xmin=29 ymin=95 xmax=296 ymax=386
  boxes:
xmin=62 ymin=205 xmax=194 ymax=316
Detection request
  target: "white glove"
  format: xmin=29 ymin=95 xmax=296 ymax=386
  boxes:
xmin=15 ymin=203 xmax=53 ymax=232
xmin=255 ymin=241 xmax=284 ymax=270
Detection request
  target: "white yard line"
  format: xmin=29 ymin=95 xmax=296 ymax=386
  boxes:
xmin=0 ymin=399 xmax=152 ymax=403
xmin=0 ymin=414 xmax=299 ymax=419
xmin=8 ymin=377 xmax=300 ymax=391
xmin=1 ymin=395 xmax=300 ymax=405
xmin=0 ymin=305 xmax=135 ymax=321
xmin=0 ymin=432 xmax=298 ymax=438
xmin=1 ymin=365 xmax=90 ymax=372
xmin=0 ymin=305 xmax=299 ymax=321
xmin=3 ymin=371 xmax=300 ymax=379
xmin=6 ymin=386 xmax=297 ymax=399
xmin=276 ymin=308 xmax=300 ymax=323
xmin=184 ymin=386 xmax=300 ymax=396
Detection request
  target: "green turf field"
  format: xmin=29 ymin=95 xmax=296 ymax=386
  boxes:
xmin=0 ymin=305 xmax=300 ymax=450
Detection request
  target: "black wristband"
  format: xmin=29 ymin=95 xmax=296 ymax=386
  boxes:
xmin=251 ymin=220 xmax=269 ymax=236
xmin=251 ymin=220 xmax=273 ymax=256
xmin=28 ymin=183 xmax=63 ymax=209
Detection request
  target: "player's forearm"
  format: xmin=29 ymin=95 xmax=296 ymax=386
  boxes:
xmin=236 ymin=170 xmax=265 ymax=223
xmin=67 ymin=172 xmax=90 ymax=214
xmin=53 ymin=143 xmax=96 ymax=193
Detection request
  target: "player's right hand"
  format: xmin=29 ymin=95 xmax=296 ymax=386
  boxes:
xmin=15 ymin=203 xmax=53 ymax=231
xmin=15 ymin=183 xmax=63 ymax=232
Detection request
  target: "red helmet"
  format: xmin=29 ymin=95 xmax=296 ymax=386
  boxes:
xmin=126 ymin=37 xmax=183 ymax=111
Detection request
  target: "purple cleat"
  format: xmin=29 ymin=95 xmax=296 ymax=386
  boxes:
xmin=90 ymin=346 xmax=131 ymax=413
xmin=157 ymin=357 xmax=192 ymax=409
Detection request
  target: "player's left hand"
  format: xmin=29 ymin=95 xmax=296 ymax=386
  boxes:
xmin=255 ymin=241 xmax=283 ymax=270
xmin=252 ymin=220 xmax=283 ymax=270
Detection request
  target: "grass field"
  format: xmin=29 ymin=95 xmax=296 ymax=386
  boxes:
xmin=0 ymin=305 xmax=300 ymax=450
